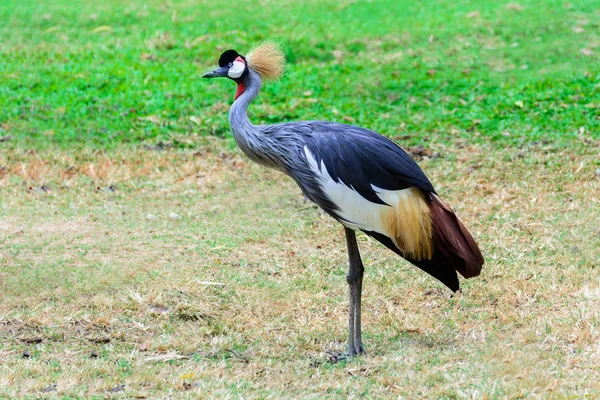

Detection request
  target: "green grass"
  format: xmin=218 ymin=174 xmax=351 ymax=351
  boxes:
xmin=0 ymin=0 xmax=598 ymax=148
xmin=1 ymin=0 xmax=600 ymax=398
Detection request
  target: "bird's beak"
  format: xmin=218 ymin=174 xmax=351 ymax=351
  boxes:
xmin=202 ymin=66 xmax=229 ymax=79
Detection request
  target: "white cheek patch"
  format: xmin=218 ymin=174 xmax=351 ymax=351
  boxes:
xmin=228 ymin=60 xmax=245 ymax=79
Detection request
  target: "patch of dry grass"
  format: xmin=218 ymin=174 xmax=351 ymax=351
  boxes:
xmin=0 ymin=138 xmax=599 ymax=398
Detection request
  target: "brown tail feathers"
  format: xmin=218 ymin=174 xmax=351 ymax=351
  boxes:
xmin=428 ymin=193 xmax=484 ymax=279
xmin=363 ymin=191 xmax=484 ymax=292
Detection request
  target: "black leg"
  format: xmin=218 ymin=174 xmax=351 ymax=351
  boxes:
xmin=344 ymin=227 xmax=365 ymax=356
xmin=353 ymin=264 xmax=364 ymax=354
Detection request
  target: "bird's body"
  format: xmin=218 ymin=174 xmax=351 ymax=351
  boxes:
xmin=204 ymin=42 xmax=484 ymax=357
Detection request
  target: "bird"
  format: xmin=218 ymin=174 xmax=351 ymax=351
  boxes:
xmin=202 ymin=41 xmax=484 ymax=358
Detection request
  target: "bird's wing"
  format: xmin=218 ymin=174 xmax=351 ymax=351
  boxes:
xmin=279 ymin=121 xmax=437 ymax=256
xmin=297 ymin=121 xmax=435 ymax=204
xmin=267 ymin=121 xmax=482 ymax=292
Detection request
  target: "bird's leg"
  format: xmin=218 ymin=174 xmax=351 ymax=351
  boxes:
xmin=353 ymin=261 xmax=364 ymax=354
xmin=344 ymin=227 xmax=365 ymax=356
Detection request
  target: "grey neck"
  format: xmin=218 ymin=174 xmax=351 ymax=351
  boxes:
xmin=228 ymin=69 xmax=284 ymax=169
xmin=229 ymin=69 xmax=262 ymax=147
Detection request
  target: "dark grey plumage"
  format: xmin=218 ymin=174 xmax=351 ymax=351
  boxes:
xmin=204 ymin=51 xmax=484 ymax=358
xmin=229 ymin=69 xmax=434 ymax=223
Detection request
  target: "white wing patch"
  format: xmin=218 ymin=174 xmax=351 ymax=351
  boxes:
xmin=370 ymin=185 xmax=417 ymax=209
xmin=304 ymin=146 xmax=433 ymax=258
xmin=304 ymin=146 xmax=394 ymax=234
xmin=228 ymin=60 xmax=245 ymax=79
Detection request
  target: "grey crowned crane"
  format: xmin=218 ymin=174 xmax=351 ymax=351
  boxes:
xmin=203 ymin=42 xmax=484 ymax=357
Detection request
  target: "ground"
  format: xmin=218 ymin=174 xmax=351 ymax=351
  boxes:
xmin=2 ymin=140 xmax=599 ymax=398
xmin=1 ymin=0 xmax=600 ymax=398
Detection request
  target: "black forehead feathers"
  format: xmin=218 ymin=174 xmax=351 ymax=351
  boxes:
xmin=218 ymin=49 xmax=245 ymax=67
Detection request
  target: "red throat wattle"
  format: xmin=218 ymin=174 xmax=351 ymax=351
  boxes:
xmin=235 ymin=82 xmax=245 ymax=100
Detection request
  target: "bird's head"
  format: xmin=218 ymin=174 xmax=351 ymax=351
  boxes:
xmin=202 ymin=49 xmax=249 ymax=81
xmin=203 ymin=41 xmax=285 ymax=100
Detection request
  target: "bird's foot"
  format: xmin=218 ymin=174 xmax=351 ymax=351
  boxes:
xmin=353 ymin=343 xmax=364 ymax=355
xmin=327 ymin=345 xmax=365 ymax=363
xmin=327 ymin=352 xmax=351 ymax=363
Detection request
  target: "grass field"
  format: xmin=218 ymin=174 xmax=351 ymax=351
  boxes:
xmin=1 ymin=0 xmax=600 ymax=398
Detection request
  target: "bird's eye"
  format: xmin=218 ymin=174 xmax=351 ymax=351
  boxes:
xmin=228 ymin=62 xmax=233 ymax=67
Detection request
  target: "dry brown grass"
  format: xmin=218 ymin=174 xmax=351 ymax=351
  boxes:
xmin=0 ymin=138 xmax=599 ymax=398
